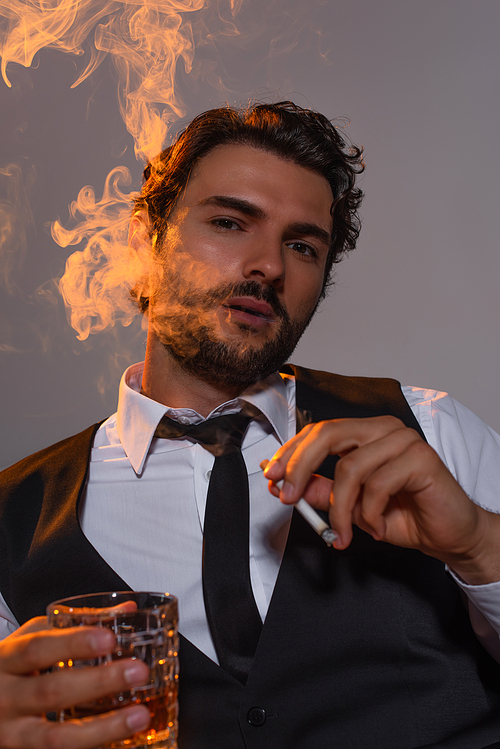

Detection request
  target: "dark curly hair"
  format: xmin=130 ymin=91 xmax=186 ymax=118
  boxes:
xmin=132 ymin=101 xmax=364 ymax=311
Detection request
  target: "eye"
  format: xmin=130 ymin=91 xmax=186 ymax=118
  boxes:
xmin=286 ymin=241 xmax=318 ymax=259
xmin=211 ymin=218 xmax=241 ymax=231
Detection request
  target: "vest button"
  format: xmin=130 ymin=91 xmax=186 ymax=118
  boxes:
xmin=247 ymin=707 xmax=266 ymax=726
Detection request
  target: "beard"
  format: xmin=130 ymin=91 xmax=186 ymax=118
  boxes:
xmin=151 ymin=278 xmax=318 ymax=390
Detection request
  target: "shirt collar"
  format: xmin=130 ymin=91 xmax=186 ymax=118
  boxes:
xmin=117 ymin=361 xmax=291 ymax=475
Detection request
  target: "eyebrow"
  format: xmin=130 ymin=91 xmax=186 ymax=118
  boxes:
xmin=197 ymin=194 xmax=332 ymax=247
xmin=288 ymin=222 xmax=331 ymax=248
xmin=197 ymin=195 xmax=267 ymax=220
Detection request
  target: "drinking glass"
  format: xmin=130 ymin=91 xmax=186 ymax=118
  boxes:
xmin=47 ymin=591 xmax=179 ymax=749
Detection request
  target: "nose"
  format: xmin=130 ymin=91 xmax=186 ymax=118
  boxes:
xmin=241 ymin=235 xmax=285 ymax=289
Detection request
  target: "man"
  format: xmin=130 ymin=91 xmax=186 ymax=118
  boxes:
xmin=2 ymin=101 xmax=500 ymax=749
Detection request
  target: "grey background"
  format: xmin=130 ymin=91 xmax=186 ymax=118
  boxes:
xmin=1 ymin=0 xmax=499 ymax=470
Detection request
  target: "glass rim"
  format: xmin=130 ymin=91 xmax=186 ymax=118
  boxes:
xmin=47 ymin=590 xmax=177 ymax=616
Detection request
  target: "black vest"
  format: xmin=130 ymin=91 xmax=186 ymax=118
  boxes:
xmin=2 ymin=365 xmax=500 ymax=749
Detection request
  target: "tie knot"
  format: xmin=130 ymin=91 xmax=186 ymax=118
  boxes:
xmin=155 ymin=411 xmax=253 ymax=456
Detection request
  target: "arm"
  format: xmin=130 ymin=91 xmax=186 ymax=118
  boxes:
xmin=406 ymin=387 xmax=500 ymax=658
xmin=264 ymin=409 xmax=500 ymax=660
xmin=0 ymin=619 xmax=150 ymax=749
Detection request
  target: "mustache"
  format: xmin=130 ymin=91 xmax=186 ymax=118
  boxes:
xmin=200 ymin=280 xmax=289 ymax=321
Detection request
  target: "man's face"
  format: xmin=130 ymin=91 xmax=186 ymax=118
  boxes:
xmin=148 ymin=143 xmax=333 ymax=388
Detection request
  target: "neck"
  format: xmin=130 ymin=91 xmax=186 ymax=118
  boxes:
xmin=142 ymin=329 xmax=246 ymax=416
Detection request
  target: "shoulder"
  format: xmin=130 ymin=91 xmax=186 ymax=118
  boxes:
xmin=401 ymin=386 xmax=500 ymax=511
xmin=400 ymin=384 xmax=499 ymax=453
xmin=0 ymin=423 xmax=101 ymax=507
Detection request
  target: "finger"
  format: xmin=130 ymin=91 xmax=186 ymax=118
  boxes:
xmin=263 ymin=456 xmax=334 ymax=512
xmin=349 ymin=455 xmax=424 ymax=542
xmin=265 ymin=473 xmax=333 ymax=509
xmin=8 ymin=618 xmax=50 ymax=639
xmin=329 ymin=428 xmax=422 ymax=542
xmin=262 ymin=424 xmax=317 ymax=481
xmin=266 ymin=416 xmax=405 ymax=480
xmin=6 ymin=657 xmax=150 ymax=716
xmin=51 ymin=601 xmax=138 ymax=621
xmin=1 ymin=627 xmax=116 ymax=675
xmin=4 ymin=704 xmax=150 ymax=749
xmin=294 ymin=474 xmax=335 ymax=510
xmin=270 ymin=417 xmax=407 ymax=504
xmin=351 ymin=441 xmax=468 ymax=550
xmin=351 ymin=497 xmax=382 ymax=539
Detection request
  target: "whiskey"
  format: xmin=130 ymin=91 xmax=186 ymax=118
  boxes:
xmin=63 ymin=686 xmax=178 ymax=749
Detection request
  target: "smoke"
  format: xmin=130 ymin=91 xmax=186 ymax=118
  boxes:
xmin=52 ymin=166 xmax=138 ymax=341
xmin=0 ymin=0 xmax=330 ymax=345
xmin=0 ymin=0 xmax=207 ymax=163
xmin=0 ymin=0 xmax=250 ymax=341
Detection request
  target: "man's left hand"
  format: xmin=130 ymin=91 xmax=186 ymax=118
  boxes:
xmin=263 ymin=416 xmax=500 ymax=585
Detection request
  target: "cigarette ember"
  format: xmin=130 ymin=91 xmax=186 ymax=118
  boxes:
xmin=260 ymin=460 xmax=337 ymax=547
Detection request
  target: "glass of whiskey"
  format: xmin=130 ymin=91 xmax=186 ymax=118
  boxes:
xmin=47 ymin=591 xmax=179 ymax=749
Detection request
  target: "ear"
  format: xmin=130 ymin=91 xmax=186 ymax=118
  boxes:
xmin=128 ymin=210 xmax=152 ymax=253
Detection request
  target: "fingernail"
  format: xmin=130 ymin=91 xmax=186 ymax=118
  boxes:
xmin=88 ymin=628 xmax=114 ymax=653
xmin=333 ymin=534 xmax=345 ymax=550
xmin=263 ymin=459 xmax=279 ymax=478
xmin=125 ymin=662 xmax=148 ymax=686
xmin=281 ymin=481 xmax=295 ymax=503
xmin=126 ymin=707 xmax=150 ymax=731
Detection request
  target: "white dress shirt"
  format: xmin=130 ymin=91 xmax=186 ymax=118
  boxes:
xmin=2 ymin=363 xmax=500 ymax=663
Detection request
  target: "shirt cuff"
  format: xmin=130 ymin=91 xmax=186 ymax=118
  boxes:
xmin=448 ymin=566 xmax=500 ymax=634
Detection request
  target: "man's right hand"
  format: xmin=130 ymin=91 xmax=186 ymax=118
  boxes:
xmin=0 ymin=617 xmax=150 ymax=749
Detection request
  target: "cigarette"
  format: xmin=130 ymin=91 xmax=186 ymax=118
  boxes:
xmin=260 ymin=460 xmax=337 ymax=547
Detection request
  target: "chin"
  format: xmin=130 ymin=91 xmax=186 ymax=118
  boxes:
xmin=165 ymin=329 xmax=297 ymax=391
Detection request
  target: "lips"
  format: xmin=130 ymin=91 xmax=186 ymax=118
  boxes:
xmin=222 ymin=296 xmax=276 ymax=328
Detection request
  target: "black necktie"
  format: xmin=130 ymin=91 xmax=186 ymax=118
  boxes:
xmin=155 ymin=411 xmax=263 ymax=683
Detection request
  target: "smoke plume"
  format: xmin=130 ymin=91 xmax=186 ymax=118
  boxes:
xmin=0 ymin=0 xmax=244 ymax=340
xmin=0 ymin=0 xmax=328 ymax=343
